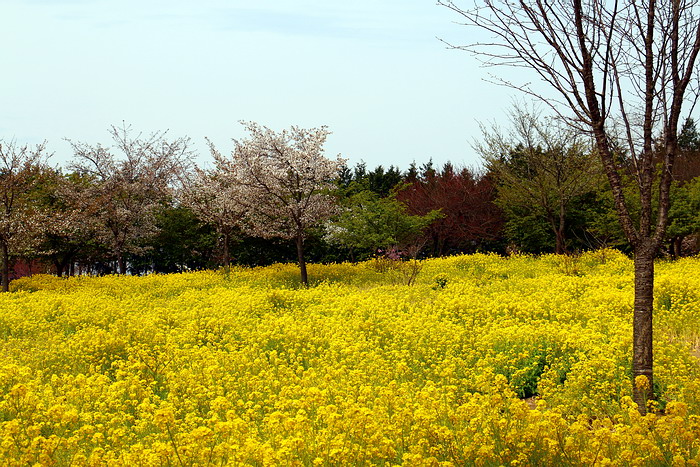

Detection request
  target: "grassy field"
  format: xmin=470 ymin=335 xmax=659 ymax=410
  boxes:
xmin=1 ymin=250 xmax=700 ymax=465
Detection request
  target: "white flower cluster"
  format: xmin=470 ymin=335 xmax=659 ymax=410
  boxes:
xmin=66 ymin=125 xmax=194 ymax=272
xmin=198 ymin=122 xmax=345 ymax=242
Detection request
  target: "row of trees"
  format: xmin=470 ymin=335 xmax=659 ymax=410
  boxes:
xmin=2 ymin=113 xmax=700 ymax=290
xmin=0 ymin=122 xmax=484 ymax=290
xmin=480 ymin=106 xmax=700 ymax=256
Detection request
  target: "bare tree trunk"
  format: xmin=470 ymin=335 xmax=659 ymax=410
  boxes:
xmin=432 ymin=233 xmax=440 ymax=257
xmin=54 ymin=260 xmax=64 ymax=277
xmin=117 ymin=251 xmax=126 ymax=275
xmin=554 ymin=231 xmax=566 ymax=255
xmin=556 ymin=200 xmax=567 ymax=255
xmin=673 ymin=237 xmax=683 ymax=258
xmin=222 ymin=232 xmax=231 ymax=270
xmin=633 ymin=245 xmax=655 ymax=414
xmin=547 ymin=212 xmax=567 ymax=255
xmin=295 ymin=235 xmax=308 ymax=286
xmin=554 ymin=232 xmax=565 ymax=255
xmin=1 ymin=242 xmax=9 ymax=292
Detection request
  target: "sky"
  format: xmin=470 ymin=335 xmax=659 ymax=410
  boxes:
xmin=2 ymin=0 xmax=518 ymax=171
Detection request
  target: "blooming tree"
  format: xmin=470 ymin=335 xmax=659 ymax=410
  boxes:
xmin=211 ymin=122 xmax=344 ymax=285
xmin=0 ymin=140 xmax=50 ymax=291
xmin=180 ymin=166 xmax=247 ymax=269
xmin=69 ymin=124 xmax=193 ymax=274
xmin=40 ymin=172 xmax=105 ymax=276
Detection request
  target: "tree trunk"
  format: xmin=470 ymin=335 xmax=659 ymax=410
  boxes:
xmin=1 ymin=242 xmax=9 ymax=292
xmin=554 ymin=229 xmax=566 ymax=255
xmin=222 ymin=232 xmax=231 ymax=270
xmin=295 ymin=235 xmax=308 ymax=286
xmin=556 ymin=201 xmax=567 ymax=255
xmin=632 ymin=246 xmax=655 ymax=414
xmin=117 ymin=251 xmax=126 ymax=275
xmin=54 ymin=259 xmax=64 ymax=278
xmin=673 ymin=236 xmax=683 ymax=258
xmin=547 ymin=214 xmax=566 ymax=255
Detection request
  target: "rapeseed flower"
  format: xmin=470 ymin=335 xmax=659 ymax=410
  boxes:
xmin=1 ymin=250 xmax=699 ymax=464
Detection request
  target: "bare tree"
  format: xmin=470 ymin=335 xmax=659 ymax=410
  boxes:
xmin=440 ymin=0 xmax=700 ymax=412
xmin=69 ymin=124 xmax=193 ymax=274
xmin=210 ymin=122 xmax=344 ymax=285
xmin=476 ymin=104 xmax=604 ymax=254
xmin=0 ymin=140 xmax=49 ymax=291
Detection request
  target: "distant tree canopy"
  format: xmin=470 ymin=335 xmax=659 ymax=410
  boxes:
xmin=674 ymin=118 xmax=700 ymax=182
xmin=0 ymin=140 xmax=50 ymax=291
xmin=326 ymin=189 xmax=441 ymax=260
xmin=398 ymin=163 xmax=503 ymax=256
xmin=476 ymin=105 xmax=604 ymax=254
xmin=67 ymin=124 xmax=193 ymax=274
xmin=3 ymin=115 xmax=700 ymax=291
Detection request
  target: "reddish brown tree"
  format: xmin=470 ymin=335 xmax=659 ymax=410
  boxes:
xmin=398 ymin=163 xmax=503 ymax=255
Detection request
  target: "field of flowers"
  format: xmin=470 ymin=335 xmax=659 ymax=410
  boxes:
xmin=1 ymin=250 xmax=700 ymax=465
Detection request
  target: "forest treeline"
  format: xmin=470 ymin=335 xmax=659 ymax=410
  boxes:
xmin=2 ymin=114 xmax=700 ymax=289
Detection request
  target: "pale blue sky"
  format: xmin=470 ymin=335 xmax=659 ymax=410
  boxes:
xmin=2 ymin=0 xmax=516 ymax=171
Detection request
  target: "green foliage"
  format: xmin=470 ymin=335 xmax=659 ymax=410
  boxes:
xmin=478 ymin=106 xmax=605 ymax=254
xmin=582 ymin=173 xmax=700 ymax=254
xmin=500 ymin=207 xmax=554 ymax=253
xmin=667 ymin=178 xmax=700 ymax=240
xmin=679 ymin=118 xmax=700 ymax=152
xmin=130 ymin=205 xmax=217 ymax=274
xmin=336 ymin=163 xmax=405 ymax=197
xmin=579 ymin=182 xmax=637 ymax=252
xmin=432 ymin=273 xmax=448 ymax=289
xmin=326 ymin=189 xmax=441 ymax=258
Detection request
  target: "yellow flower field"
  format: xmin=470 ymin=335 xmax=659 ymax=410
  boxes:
xmin=1 ymin=250 xmax=700 ymax=465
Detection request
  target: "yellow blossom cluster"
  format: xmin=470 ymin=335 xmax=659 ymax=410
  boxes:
xmin=1 ymin=250 xmax=700 ymax=465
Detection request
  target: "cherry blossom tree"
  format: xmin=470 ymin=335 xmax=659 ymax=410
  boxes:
xmin=210 ymin=122 xmax=344 ymax=285
xmin=69 ymin=124 xmax=193 ymax=274
xmin=0 ymin=140 xmax=50 ymax=291
xmin=40 ymin=172 xmax=104 ymax=276
xmin=180 ymin=166 xmax=247 ymax=269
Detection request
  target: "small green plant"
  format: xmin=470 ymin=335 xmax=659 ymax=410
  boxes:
xmin=432 ymin=274 xmax=448 ymax=289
